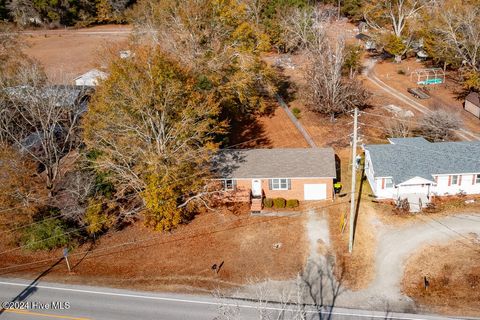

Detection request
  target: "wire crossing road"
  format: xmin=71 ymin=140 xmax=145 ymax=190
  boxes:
xmin=0 ymin=278 xmax=468 ymax=320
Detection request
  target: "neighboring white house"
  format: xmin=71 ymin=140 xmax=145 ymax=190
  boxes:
xmin=363 ymin=137 xmax=480 ymax=212
xmin=74 ymin=69 xmax=108 ymax=87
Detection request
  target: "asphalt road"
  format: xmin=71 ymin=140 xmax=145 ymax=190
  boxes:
xmin=0 ymin=278 xmax=468 ymax=320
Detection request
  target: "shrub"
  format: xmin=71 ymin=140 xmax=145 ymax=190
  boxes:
xmin=292 ymin=107 xmax=301 ymax=119
xmin=286 ymin=199 xmax=299 ymax=208
xmin=22 ymin=218 xmax=72 ymax=251
xmin=84 ymin=200 xmax=115 ymax=236
xmin=273 ymin=198 xmax=286 ymax=208
xmin=263 ymin=198 xmax=274 ymax=208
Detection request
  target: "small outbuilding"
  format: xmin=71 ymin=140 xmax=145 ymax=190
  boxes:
xmin=464 ymin=92 xmax=480 ymax=119
xmin=74 ymin=69 xmax=108 ymax=87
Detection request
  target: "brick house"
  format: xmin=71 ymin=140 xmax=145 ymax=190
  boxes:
xmin=212 ymin=148 xmax=336 ymax=212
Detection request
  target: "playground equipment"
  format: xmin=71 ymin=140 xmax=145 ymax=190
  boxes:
xmin=410 ymin=68 xmax=445 ymax=85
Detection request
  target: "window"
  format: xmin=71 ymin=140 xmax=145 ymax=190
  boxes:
xmin=451 ymin=175 xmax=459 ymax=185
xmin=223 ymin=179 xmax=235 ymax=191
xmin=270 ymin=178 xmax=290 ymax=190
xmin=476 ymin=174 xmax=480 ymax=184
xmin=385 ymin=178 xmax=393 ymax=188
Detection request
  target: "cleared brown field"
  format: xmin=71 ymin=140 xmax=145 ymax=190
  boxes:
xmin=21 ymin=25 xmax=131 ymax=83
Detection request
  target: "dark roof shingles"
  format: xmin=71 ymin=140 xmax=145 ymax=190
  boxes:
xmin=212 ymin=148 xmax=336 ymax=179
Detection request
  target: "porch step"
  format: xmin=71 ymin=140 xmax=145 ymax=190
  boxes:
xmin=250 ymin=198 xmax=263 ymax=212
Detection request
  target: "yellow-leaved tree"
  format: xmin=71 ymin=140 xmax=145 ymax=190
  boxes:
xmin=83 ymin=47 xmax=226 ymax=231
xmin=133 ymin=0 xmax=276 ymax=115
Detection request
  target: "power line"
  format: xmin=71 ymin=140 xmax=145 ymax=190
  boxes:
xmin=359 ymin=110 xmax=480 ymax=141
xmin=0 ymin=198 xmax=354 ymax=272
xmin=0 ymin=135 xmax=317 ymax=233
xmin=414 ymin=214 xmax=480 ymax=255
xmin=0 ymin=132 xmax=356 ymax=253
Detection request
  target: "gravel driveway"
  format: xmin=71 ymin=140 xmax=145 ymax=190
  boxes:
xmin=349 ymin=213 xmax=480 ymax=310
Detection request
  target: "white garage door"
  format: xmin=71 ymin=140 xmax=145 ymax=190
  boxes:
xmin=304 ymin=184 xmax=327 ymax=200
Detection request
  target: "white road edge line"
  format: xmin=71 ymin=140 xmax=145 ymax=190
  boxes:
xmin=0 ymin=281 xmax=457 ymax=320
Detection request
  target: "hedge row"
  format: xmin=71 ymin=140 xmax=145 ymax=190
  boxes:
xmin=263 ymin=197 xmax=299 ymax=209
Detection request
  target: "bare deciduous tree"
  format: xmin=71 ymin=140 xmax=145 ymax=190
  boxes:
xmin=364 ymin=0 xmax=426 ymax=38
xmin=384 ymin=116 xmax=412 ymax=138
xmin=363 ymin=0 xmax=427 ymax=62
xmin=304 ymin=35 xmax=370 ymax=120
xmin=416 ymin=109 xmax=461 ymax=142
xmin=0 ymin=70 xmax=86 ymax=197
xmin=277 ymin=6 xmax=338 ymax=53
xmin=433 ymin=4 xmax=480 ymax=71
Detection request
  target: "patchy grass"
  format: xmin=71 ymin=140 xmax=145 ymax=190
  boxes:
xmin=326 ymin=149 xmax=377 ymax=290
xmin=327 ymin=200 xmax=377 ymax=290
xmin=0 ymin=207 xmax=309 ymax=293
xmin=402 ymin=238 xmax=480 ymax=316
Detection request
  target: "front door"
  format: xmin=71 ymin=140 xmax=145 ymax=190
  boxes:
xmin=252 ymin=179 xmax=262 ymax=197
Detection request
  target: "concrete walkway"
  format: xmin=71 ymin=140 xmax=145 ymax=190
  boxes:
xmin=275 ymin=94 xmax=317 ymax=148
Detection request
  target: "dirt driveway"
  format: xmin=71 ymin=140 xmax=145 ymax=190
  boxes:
xmin=352 ymin=213 xmax=480 ymax=311
xmin=363 ymin=59 xmax=480 ymax=141
xmin=238 ymin=210 xmax=480 ymax=316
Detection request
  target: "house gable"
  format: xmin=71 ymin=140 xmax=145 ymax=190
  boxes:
xmin=397 ymin=176 xmax=435 ymax=186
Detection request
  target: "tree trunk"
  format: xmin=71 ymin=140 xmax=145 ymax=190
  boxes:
xmin=46 ymin=167 xmax=55 ymax=198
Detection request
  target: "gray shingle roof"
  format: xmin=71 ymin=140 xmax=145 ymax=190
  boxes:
xmin=365 ymin=138 xmax=480 ymax=184
xmin=212 ymin=148 xmax=336 ymax=179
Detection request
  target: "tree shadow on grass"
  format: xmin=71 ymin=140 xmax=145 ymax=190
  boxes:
xmin=227 ymin=114 xmax=272 ymax=148
xmin=0 ymin=257 xmax=63 ymax=316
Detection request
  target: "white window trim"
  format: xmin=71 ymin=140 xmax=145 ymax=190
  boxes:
xmin=385 ymin=178 xmax=394 ymax=189
xmin=271 ymin=178 xmax=289 ymax=190
xmin=223 ymin=179 xmax=235 ymax=191
xmin=451 ymin=175 xmax=459 ymax=185
xmin=476 ymin=174 xmax=480 ymax=184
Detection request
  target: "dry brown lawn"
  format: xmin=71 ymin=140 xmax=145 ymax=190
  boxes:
xmin=324 ymin=148 xmax=377 ymax=290
xmin=0 ymin=207 xmax=308 ymax=293
xmin=402 ymin=238 xmax=480 ymax=316
xmin=228 ymin=104 xmax=309 ymax=149
xmin=373 ymin=59 xmax=480 ymax=137
xmin=21 ymin=25 xmax=131 ymax=83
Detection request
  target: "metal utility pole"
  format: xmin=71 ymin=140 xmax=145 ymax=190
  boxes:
xmin=349 ymin=108 xmax=358 ymax=253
